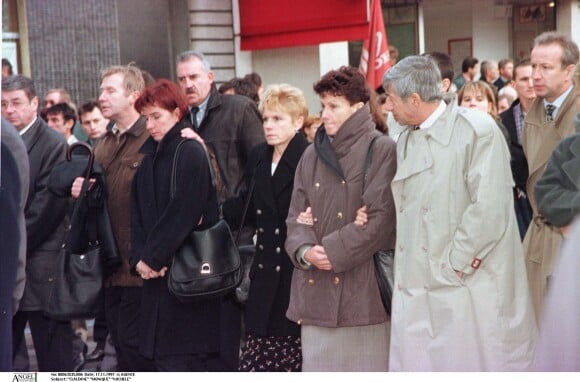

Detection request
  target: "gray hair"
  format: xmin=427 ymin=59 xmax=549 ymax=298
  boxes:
xmin=382 ymin=55 xmax=442 ymax=102
xmin=534 ymin=31 xmax=579 ymax=68
xmin=176 ymin=50 xmax=212 ymax=72
xmin=1 ymin=75 xmax=37 ymax=100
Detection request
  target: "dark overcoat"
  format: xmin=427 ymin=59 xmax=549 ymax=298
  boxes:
xmin=186 ymin=86 xmax=264 ymax=203
xmin=223 ymin=133 xmax=308 ymax=337
xmin=19 ymin=117 xmax=68 ymax=311
xmin=535 ymin=130 xmax=580 ymax=227
xmin=500 ymin=99 xmax=529 ymax=191
xmin=130 ymin=122 xmax=225 ymax=359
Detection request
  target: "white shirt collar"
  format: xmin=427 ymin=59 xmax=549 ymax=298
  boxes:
xmin=18 ymin=116 xmax=38 ymax=136
xmin=543 ymin=85 xmax=574 ymax=118
xmin=417 ymin=100 xmax=447 ymax=130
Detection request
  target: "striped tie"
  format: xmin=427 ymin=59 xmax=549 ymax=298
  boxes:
xmin=545 ymin=104 xmax=556 ymax=122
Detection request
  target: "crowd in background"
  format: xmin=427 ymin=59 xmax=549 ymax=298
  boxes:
xmin=1 ymin=29 xmax=579 ymax=372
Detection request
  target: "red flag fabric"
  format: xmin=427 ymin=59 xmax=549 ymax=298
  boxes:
xmin=359 ymin=0 xmax=391 ymax=90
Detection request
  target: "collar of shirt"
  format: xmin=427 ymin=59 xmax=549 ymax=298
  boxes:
xmin=111 ymin=122 xmax=122 ymax=136
xmin=19 ymin=116 xmax=38 ymax=136
xmin=193 ymin=94 xmax=210 ymax=126
xmin=543 ymin=84 xmax=574 ymax=119
xmin=416 ymin=100 xmax=447 ymax=130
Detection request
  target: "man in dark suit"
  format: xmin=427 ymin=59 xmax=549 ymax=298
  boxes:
xmin=1 ymin=75 xmax=72 ymax=371
xmin=0 ymin=118 xmax=29 ymax=371
xmin=500 ymin=59 xmax=536 ymax=239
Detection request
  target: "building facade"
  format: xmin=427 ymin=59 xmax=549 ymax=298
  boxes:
xmin=3 ymin=0 xmax=579 ymax=113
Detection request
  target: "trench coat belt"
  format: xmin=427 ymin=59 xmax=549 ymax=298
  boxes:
xmin=533 ymin=214 xmax=552 ymax=228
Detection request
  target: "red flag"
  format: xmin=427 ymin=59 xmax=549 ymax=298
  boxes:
xmin=359 ymin=0 xmax=391 ymax=90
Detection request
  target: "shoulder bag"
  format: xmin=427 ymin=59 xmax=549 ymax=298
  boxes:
xmin=167 ymin=140 xmax=243 ymax=302
xmin=45 ymin=142 xmax=104 ymax=320
xmin=234 ymin=167 xmax=257 ymax=305
xmin=363 ymin=136 xmax=395 ymax=316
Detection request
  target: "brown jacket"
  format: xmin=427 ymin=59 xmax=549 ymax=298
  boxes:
xmin=285 ymin=104 xmax=397 ymax=327
xmin=522 ymin=85 xmax=577 ymax=319
xmin=94 ymin=117 xmax=149 ymax=287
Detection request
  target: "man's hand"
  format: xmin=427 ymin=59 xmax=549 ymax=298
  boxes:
xmin=304 ymin=245 xmax=332 ymax=271
xmin=560 ymin=225 xmax=570 ymax=237
xmin=71 ymin=177 xmax=95 ymax=199
xmin=181 ymin=128 xmax=205 ymax=145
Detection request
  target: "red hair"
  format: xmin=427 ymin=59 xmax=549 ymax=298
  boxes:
xmin=135 ymin=79 xmax=189 ymax=120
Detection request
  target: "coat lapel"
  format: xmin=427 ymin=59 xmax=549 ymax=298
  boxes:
xmin=393 ymin=130 xmax=434 ymax=182
xmin=314 ymin=126 xmax=345 ymax=181
xmin=20 ymin=117 xmax=43 ymax=154
xmin=271 ymin=133 xmax=308 ymax=198
xmin=255 ymin=146 xmax=278 ymax=213
xmin=525 ymin=96 xmax=572 ymax=179
xmin=394 ymin=102 xmax=456 ymax=182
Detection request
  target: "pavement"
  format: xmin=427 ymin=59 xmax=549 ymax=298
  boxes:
xmin=14 ymin=319 xmax=109 ymax=372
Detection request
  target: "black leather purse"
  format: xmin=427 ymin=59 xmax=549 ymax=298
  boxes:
xmin=167 ymin=140 xmax=243 ymax=303
xmin=45 ymin=143 xmax=104 ymax=320
xmin=363 ymin=136 xmax=395 ymax=315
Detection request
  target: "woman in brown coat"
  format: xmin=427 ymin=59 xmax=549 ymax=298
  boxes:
xmin=284 ymin=66 xmax=397 ymax=371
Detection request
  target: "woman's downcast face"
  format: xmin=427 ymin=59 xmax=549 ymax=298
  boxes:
xmin=142 ymin=104 xmax=180 ymax=142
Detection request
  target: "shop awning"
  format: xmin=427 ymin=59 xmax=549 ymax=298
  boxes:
xmin=239 ymin=0 xmax=370 ymax=51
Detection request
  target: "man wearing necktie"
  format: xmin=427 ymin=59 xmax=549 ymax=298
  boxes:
xmin=174 ymin=50 xmax=264 ymax=371
xmin=522 ymin=31 xmax=579 ymax=324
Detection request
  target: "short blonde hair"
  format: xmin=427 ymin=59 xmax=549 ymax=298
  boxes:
xmin=259 ymin=83 xmax=308 ymax=125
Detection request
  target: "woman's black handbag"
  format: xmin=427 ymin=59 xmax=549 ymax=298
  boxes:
xmin=45 ymin=142 xmax=104 ymax=320
xmin=363 ymin=136 xmax=395 ymax=315
xmin=167 ymin=140 xmax=243 ymax=302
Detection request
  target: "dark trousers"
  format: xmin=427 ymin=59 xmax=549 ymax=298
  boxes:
xmin=155 ymin=352 xmax=221 ymax=372
xmin=104 ymin=286 xmax=156 ymax=372
xmin=12 ymin=310 xmax=73 ymax=371
xmin=215 ymin=296 xmax=242 ymax=371
xmin=93 ymin=294 xmax=108 ymax=346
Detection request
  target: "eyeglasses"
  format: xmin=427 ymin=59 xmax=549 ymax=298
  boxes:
xmin=1 ymin=99 xmax=30 ymax=109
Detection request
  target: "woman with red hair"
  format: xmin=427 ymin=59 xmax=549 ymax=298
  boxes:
xmin=130 ymin=79 xmax=230 ymax=371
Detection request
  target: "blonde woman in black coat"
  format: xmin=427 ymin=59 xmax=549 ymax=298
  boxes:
xmin=222 ymin=84 xmax=309 ymax=371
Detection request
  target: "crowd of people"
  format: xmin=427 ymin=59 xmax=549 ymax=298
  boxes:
xmin=1 ymin=29 xmax=579 ymax=372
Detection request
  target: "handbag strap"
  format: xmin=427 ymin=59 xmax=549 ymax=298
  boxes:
xmin=171 ymin=139 xmax=219 ymax=196
xmin=234 ymin=164 xmax=257 ymax=245
xmin=362 ymin=135 xmax=380 ymax=193
xmin=68 ymin=142 xmax=99 ymax=245
xmin=171 ymin=139 xmax=222 ymax=225
xmin=170 ymin=140 xmax=186 ymax=200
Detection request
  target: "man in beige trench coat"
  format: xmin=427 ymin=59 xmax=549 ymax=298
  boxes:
xmin=383 ymin=56 xmax=537 ymax=371
xmin=522 ymin=31 xmax=578 ymax=323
